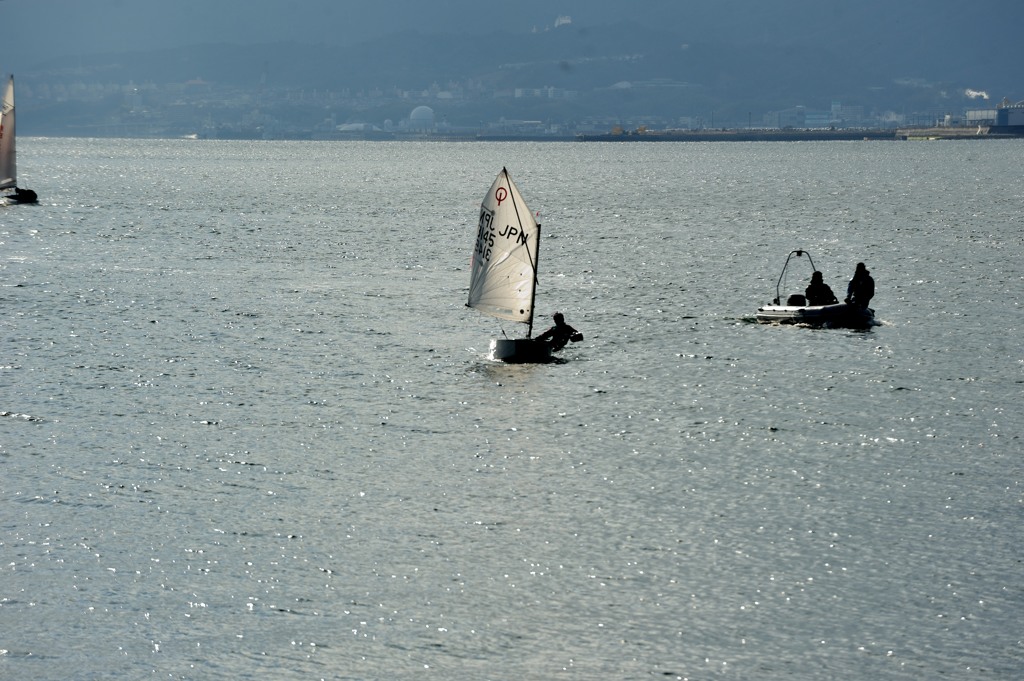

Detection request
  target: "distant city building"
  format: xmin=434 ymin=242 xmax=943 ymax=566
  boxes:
xmin=804 ymin=111 xmax=832 ymax=128
xmin=408 ymin=105 xmax=436 ymax=131
xmin=336 ymin=122 xmax=381 ymax=133
xmin=993 ymin=99 xmax=1024 ymax=130
xmin=831 ymin=101 xmax=865 ymax=126
xmin=965 ymin=109 xmax=997 ymax=125
xmin=767 ymin=106 xmax=806 ymax=128
xmin=513 ymin=86 xmax=577 ymax=100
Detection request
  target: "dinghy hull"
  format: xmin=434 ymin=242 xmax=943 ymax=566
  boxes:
xmin=489 ymin=338 xmax=552 ymax=363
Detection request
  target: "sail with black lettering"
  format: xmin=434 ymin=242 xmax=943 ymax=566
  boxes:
xmin=468 ymin=167 xmax=541 ymax=332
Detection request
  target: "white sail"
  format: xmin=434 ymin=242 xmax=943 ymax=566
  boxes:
xmin=468 ymin=168 xmax=541 ymax=328
xmin=0 ymin=76 xmax=16 ymax=190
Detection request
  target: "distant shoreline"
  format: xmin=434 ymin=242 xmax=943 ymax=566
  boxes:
xmin=576 ymin=127 xmax=1024 ymax=142
xmin=23 ymin=126 xmax=1024 ymax=143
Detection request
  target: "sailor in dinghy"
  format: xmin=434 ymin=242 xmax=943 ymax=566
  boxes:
xmin=535 ymin=312 xmax=583 ymax=352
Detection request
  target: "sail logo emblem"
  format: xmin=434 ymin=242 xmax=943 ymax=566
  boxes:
xmin=494 ymin=187 xmax=508 ymax=205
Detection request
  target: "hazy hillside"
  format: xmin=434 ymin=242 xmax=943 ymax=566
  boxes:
xmin=13 ymin=7 xmax=1021 ymax=136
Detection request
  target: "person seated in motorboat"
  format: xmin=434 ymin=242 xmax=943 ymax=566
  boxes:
xmin=804 ymin=271 xmax=838 ymax=306
xmin=536 ymin=312 xmax=583 ymax=351
xmin=844 ymin=262 xmax=875 ymax=308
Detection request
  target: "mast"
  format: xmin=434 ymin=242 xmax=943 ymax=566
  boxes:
xmin=527 ymin=223 xmax=541 ymax=338
xmin=502 ymin=167 xmax=540 ymax=337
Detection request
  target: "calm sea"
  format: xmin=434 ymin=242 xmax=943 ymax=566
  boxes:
xmin=2 ymin=138 xmax=1022 ymax=680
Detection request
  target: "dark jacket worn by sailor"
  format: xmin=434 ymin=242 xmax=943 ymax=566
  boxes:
xmin=536 ymin=312 xmax=583 ymax=351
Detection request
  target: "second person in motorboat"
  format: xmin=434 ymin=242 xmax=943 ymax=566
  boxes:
xmin=804 ymin=271 xmax=839 ymax=306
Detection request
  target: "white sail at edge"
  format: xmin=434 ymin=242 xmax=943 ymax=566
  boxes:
xmin=0 ymin=75 xmax=16 ymax=190
xmin=467 ymin=168 xmax=541 ymax=330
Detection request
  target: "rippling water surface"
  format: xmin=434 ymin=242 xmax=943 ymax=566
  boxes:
xmin=2 ymin=138 xmax=1022 ymax=679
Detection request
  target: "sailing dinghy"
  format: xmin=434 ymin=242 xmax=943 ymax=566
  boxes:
xmin=1 ymin=75 xmax=38 ymax=205
xmin=468 ymin=167 xmax=551 ymax=362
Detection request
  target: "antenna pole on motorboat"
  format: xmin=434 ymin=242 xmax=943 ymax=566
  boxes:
xmin=776 ymin=249 xmax=816 ymax=304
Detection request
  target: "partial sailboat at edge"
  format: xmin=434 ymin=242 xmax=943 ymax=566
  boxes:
xmin=1 ymin=75 xmax=38 ymax=205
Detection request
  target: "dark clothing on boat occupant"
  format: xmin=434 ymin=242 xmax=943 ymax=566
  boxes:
xmin=845 ymin=262 xmax=875 ymax=308
xmin=536 ymin=312 xmax=583 ymax=351
xmin=805 ymin=271 xmax=838 ymax=306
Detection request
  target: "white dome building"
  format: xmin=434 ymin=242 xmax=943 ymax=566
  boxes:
xmin=408 ymin=105 xmax=436 ymax=131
